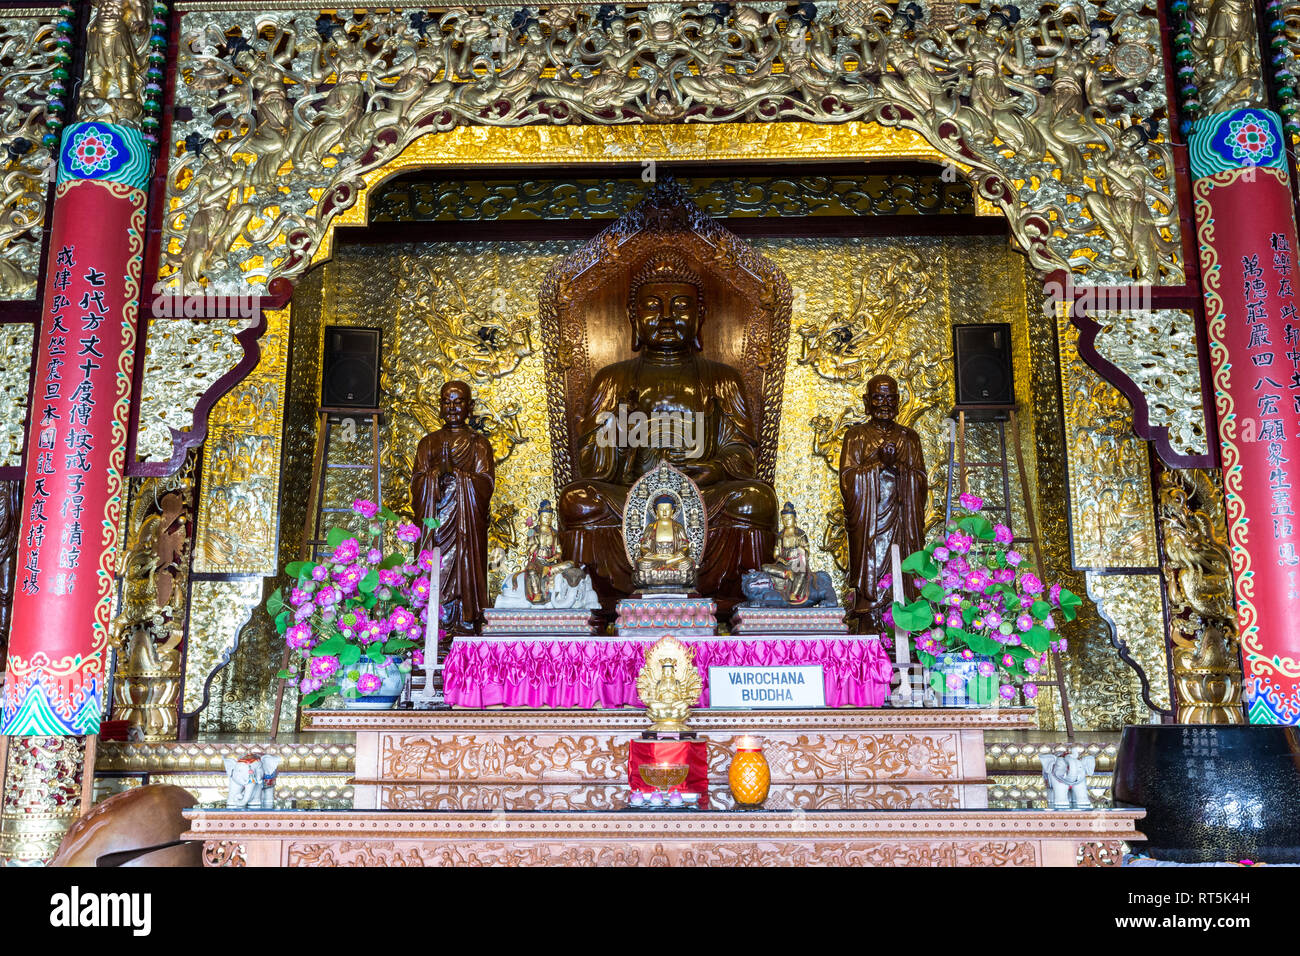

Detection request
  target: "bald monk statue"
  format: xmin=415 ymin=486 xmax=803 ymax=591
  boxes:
xmin=840 ymin=374 xmax=928 ymax=633
xmin=411 ymin=381 xmax=496 ymax=634
xmin=558 ymin=254 xmax=778 ymax=609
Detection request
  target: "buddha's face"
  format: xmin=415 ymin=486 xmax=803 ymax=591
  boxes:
xmin=634 ymin=281 xmax=700 ymax=351
xmin=655 ymin=502 xmax=675 ymax=521
xmin=866 ymin=378 xmax=900 ymax=423
xmin=781 ymin=510 xmax=796 ymax=530
xmin=440 ymin=383 xmax=471 ymax=427
xmin=539 ymin=509 xmax=554 ymax=530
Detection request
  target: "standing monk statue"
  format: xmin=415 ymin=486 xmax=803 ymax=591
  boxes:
xmin=840 ymin=375 xmax=928 ymax=632
xmin=558 ymin=253 xmax=778 ymax=610
xmin=411 ymin=381 xmax=496 ymax=635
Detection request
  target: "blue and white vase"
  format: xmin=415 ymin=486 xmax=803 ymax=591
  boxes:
xmin=930 ymin=653 xmax=996 ymax=707
xmin=339 ymin=655 xmax=410 ymax=710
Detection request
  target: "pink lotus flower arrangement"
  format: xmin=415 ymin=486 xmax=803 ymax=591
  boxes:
xmin=889 ymin=493 xmax=1080 ymax=698
xmin=267 ymin=500 xmax=437 ymax=707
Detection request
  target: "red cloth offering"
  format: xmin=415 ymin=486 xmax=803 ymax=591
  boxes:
xmin=629 ymin=740 xmax=708 ymax=802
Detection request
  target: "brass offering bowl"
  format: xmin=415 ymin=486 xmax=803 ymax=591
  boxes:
xmin=639 ymin=763 xmax=689 ymax=791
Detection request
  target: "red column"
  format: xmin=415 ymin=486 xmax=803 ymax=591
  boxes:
xmin=1190 ymin=107 xmax=1300 ymax=723
xmin=1 ymin=122 xmax=151 ymax=735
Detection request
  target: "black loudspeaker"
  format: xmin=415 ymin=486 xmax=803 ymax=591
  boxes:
xmin=953 ymin=323 xmax=1013 ymax=406
xmin=322 ymin=326 xmax=381 ymax=408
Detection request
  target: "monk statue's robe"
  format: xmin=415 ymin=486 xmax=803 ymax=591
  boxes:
xmin=411 ymin=425 xmax=495 ymax=633
xmin=559 ymin=355 xmax=777 ymax=609
xmin=840 ymin=419 xmax=927 ymax=632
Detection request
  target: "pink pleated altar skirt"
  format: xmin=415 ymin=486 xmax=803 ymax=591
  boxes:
xmin=442 ymin=635 xmax=892 ymax=709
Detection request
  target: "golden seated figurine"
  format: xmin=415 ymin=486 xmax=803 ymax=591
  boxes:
xmin=637 ymin=636 xmax=703 ymax=737
xmin=633 ymin=495 xmax=697 ymax=590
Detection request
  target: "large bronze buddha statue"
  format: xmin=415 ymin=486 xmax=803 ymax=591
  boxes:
xmin=558 ymin=254 xmax=778 ymax=609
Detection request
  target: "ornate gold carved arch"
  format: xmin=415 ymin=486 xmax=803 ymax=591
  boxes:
xmin=158 ymin=2 xmax=1182 ymax=292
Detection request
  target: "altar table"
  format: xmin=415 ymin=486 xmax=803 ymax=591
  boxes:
xmin=442 ymin=635 xmax=892 ymax=709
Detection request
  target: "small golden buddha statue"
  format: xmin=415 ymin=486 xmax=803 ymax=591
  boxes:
xmin=760 ymin=502 xmax=813 ymax=606
xmin=521 ymin=500 xmax=583 ymax=605
xmin=634 ymin=495 xmax=696 ymax=588
xmin=636 ymin=635 xmax=703 ymax=737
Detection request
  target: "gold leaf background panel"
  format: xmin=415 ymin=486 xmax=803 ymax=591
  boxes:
xmin=764 ymin=234 xmax=1039 ymax=595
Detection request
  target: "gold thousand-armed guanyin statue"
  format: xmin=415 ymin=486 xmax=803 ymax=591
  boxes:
xmin=558 ymin=253 xmax=778 ymax=608
xmin=636 ymin=635 xmax=703 ymax=737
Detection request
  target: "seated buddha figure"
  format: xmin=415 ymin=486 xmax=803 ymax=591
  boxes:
xmin=635 ymin=495 xmax=696 ymax=588
xmin=558 ymin=254 xmax=778 ymax=608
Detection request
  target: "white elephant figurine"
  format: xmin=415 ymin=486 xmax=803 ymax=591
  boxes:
xmin=1039 ymin=746 xmax=1095 ymax=809
xmin=494 ymin=569 xmax=600 ymax=610
xmin=224 ymin=753 xmax=282 ymax=809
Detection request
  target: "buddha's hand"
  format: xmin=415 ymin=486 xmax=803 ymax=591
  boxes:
xmin=680 ymin=461 xmax=722 ymax=484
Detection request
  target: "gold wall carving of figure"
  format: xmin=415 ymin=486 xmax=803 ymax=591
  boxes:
xmin=1188 ymin=0 xmax=1266 ymax=113
xmin=76 ymin=0 xmax=150 ymax=125
xmin=557 ymin=252 xmax=778 ymax=609
xmin=0 ymin=11 xmax=60 ymax=300
xmin=110 ymin=474 xmax=194 ymax=741
xmin=840 ymin=375 xmax=927 ymax=632
xmin=411 ymin=381 xmax=496 ymax=634
xmin=1159 ymin=469 xmax=1245 ymax=723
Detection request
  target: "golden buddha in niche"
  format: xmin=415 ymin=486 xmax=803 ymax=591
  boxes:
xmin=634 ymin=495 xmax=696 ymax=589
xmin=558 ymin=253 xmax=778 ymax=608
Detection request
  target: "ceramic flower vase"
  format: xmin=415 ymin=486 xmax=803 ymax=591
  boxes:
xmin=728 ymin=736 xmax=771 ymax=807
xmin=340 ymin=655 xmax=409 ymax=710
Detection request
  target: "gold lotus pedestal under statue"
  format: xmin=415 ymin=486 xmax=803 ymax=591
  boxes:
xmin=636 ymin=635 xmax=703 ymax=738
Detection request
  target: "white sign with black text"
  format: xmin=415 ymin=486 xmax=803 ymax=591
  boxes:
xmin=708 ymin=665 xmax=826 ymax=708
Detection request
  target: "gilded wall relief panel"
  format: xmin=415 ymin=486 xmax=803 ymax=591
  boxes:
xmin=193 ymin=307 xmax=290 ymax=574
xmin=181 ymin=577 xmax=263 ymax=715
xmin=1087 ymin=571 xmax=1171 ymax=714
xmin=0 ymin=9 xmax=60 ymax=301
xmin=277 ymin=267 xmax=326 ymax=567
xmin=0 ymin=323 xmax=35 ymax=468
xmin=1050 ymin=300 xmax=1169 ymax=725
xmin=1091 ymin=309 xmax=1209 ymax=459
xmin=313 ymin=242 xmax=576 ymax=536
xmin=768 ymin=235 xmax=1037 ymax=590
xmin=1057 ymin=308 xmax=1160 ymax=569
xmin=198 ymin=590 xmax=298 ymax=736
xmin=135 ymin=317 xmax=249 ymax=463
xmin=161 ymin=2 xmax=1181 ymax=291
